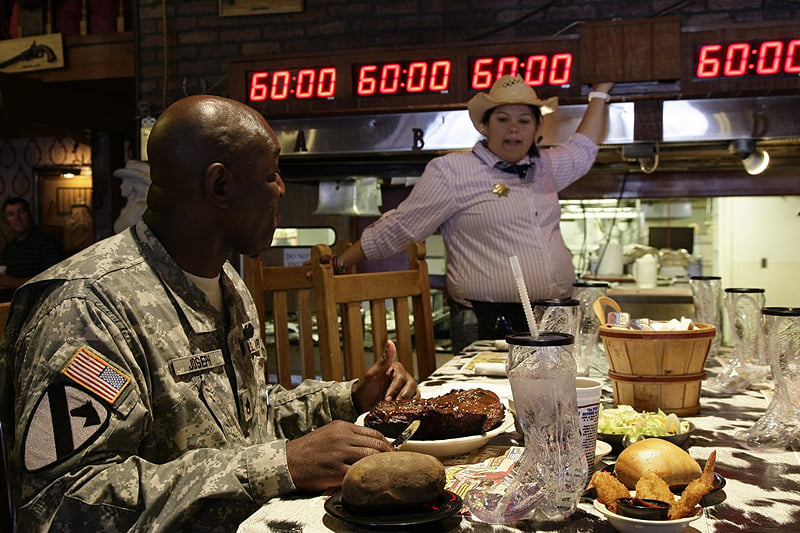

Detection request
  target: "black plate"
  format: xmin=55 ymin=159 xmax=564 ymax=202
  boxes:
xmin=599 ymin=463 xmax=726 ymax=494
xmin=324 ymin=489 xmax=463 ymax=529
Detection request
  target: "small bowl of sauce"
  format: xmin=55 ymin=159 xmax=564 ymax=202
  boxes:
xmin=616 ymin=497 xmax=671 ymax=520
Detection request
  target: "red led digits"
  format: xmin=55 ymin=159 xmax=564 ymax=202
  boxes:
xmin=787 ymin=39 xmax=800 ymax=73
xmin=469 ymin=53 xmax=573 ymax=89
xmin=695 ymin=39 xmax=800 ymax=79
xmin=246 ymin=67 xmax=337 ymax=101
xmin=354 ymin=59 xmax=452 ymax=96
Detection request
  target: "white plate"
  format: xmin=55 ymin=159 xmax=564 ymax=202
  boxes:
xmin=357 ymin=410 xmax=514 ymax=458
xmin=593 ymin=497 xmax=702 ymax=533
xmin=595 ymin=439 xmax=613 ymax=464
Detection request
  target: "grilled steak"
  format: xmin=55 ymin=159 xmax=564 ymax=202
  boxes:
xmin=364 ymin=388 xmax=505 ymax=440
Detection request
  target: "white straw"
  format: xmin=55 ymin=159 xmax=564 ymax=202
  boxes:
xmin=509 ymin=256 xmax=538 ymax=338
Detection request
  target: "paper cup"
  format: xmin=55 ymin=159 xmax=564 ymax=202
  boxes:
xmin=0 ymin=265 xmax=6 ymax=274
xmin=576 ymin=377 xmax=603 ymax=479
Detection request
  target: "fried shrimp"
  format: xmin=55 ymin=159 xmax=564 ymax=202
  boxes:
xmin=669 ymin=451 xmax=717 ymax=520
xmin=635 ymin=471 xmax=675 ymax=506
xmin=590 ymin=471 xmax=630 ymax=514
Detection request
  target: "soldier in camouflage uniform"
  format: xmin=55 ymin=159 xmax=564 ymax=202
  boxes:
xmin=0 ymin=95 xmax=419 ymax=532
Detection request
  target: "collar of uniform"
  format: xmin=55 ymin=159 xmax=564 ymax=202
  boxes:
xmin=472 ymin=139 xmax=533 ymax=170
xmin=132 ymin=222 xmax=221 ymax=334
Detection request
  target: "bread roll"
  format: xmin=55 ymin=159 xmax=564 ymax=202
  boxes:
xmin=342 ymin=451 xmax=446 ymax=509
xmin=614 ymin=438 xmax=702 ymax=489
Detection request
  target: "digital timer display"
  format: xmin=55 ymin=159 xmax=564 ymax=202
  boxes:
xmin=248 ymin=66 xmax=338 ymax=101
xmin=468 ymin=52 xmax=574 ymax=89
xmin=352 ymin=59 xmax=452 ymax=96
xmin=695 ymin=38 xmax=800 ymax=79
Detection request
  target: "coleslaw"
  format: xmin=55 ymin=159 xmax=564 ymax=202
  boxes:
xmin=598 ymin=405 xmax=690 ymax=443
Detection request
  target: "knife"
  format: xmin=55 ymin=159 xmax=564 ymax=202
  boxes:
xmin=391 ymin=420 xmax=421 ymax=450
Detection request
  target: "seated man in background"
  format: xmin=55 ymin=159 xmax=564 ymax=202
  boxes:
xmin=0 ymin=95 xmax=419 ymax=532
xmin=0 ymin=197 xmax=62 ymax=300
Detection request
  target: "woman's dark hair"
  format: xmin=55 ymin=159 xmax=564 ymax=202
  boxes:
xmin=481 ymin=105 xmax=543 ymax=158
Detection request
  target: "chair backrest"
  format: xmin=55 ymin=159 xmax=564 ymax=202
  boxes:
xmin=242 ymin=256 xmax=316 ymax=388
xmin=311 ymin=242 xmax=436 ymax=382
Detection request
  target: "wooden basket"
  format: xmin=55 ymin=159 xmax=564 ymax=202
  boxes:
xmin=599 ymin=323 xmax=716 ymax=415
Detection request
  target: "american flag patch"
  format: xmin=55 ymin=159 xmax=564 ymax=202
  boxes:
xmin=61 ymin=346 xmax=131 ymax=404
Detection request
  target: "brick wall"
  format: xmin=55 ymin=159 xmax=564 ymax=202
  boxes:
xmin=136 ymin=0 xmax=799 ymax=114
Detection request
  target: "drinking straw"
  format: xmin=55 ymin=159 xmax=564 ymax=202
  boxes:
xmin=509 ymin=256 xmax=538 ymax=338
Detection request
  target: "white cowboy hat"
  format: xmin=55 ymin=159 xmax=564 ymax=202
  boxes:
xmin=467 ymin=75 xmax=558 ymax=131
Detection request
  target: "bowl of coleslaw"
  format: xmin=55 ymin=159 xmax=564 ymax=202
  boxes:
xmin=598 ymin=405 xmax=694 ymax=452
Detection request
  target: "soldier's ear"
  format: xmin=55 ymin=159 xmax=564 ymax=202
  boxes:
xmin=204 ymin=162 xmax=229 ymax=208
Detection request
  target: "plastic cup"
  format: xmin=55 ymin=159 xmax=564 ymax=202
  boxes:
xmin=576 ymin=377 xmax=603 ymax=480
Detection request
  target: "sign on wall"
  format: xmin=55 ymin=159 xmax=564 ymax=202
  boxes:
xmin=0 ymin=33 xmax=64 ymax=74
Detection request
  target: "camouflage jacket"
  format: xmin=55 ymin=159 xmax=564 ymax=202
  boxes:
xmin=0 ymin=222 xmax=358 ymax=532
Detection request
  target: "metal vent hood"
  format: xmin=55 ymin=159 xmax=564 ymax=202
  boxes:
xmin=271 ymin=95 xmax=800 ymax=181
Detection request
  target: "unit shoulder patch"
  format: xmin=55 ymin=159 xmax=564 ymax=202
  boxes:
xmin=23 ymin=383 xmax=110 ymax=471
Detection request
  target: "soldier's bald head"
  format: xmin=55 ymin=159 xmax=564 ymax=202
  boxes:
xmin=146 ymin=95 xmax=275 ymax=193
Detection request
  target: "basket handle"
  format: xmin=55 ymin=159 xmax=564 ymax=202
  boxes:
xmin=593 ymin=296 xmax=621 ymax=326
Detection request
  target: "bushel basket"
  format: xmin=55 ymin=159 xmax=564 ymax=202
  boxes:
xmin=599 ymin=323 xmax=716 ymax=415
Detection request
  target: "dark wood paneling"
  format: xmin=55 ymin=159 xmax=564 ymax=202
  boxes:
xmin=580 ymin=17 xmax=681 ymax=83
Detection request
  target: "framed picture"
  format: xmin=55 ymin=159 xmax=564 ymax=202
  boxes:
xmin=219 ymin=0 xmax=304 ymax=17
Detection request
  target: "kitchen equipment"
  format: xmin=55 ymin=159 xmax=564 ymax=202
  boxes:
xmin=313 ymin=177 xmax=382 ymax=216
xmin=633 ymin=254 xmax=658 ymax=288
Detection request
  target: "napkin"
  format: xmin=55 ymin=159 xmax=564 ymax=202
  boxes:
xmin=463 ymin=352 xmax=507 ymax=374
xmin=473 ymin=362 xmax=507 ymax=376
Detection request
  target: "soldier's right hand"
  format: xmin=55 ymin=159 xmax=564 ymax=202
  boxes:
xmin=285 ymin=420 xmax=391 ymax=491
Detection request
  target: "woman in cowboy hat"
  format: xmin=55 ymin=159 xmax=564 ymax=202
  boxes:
xmin=336 ymin=76 xmax=614 ymax=352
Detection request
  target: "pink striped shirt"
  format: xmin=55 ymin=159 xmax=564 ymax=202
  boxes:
xmin=361 ymin=133 xmax=598 ymax=305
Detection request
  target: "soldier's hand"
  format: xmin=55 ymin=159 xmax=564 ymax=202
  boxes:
xmin=351 ymin=340 xmax=419 ymax=413
xmin=285 ymin=420 xmax=391 ymax=491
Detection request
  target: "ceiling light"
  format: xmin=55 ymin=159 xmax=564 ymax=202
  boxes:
xmin=729 ymin=139 xmax=770 ymax=175
xmin=742 ymin=149 xmax=770 ymax=175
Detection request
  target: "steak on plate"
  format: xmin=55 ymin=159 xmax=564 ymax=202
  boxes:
xmin=364 ymin=388 xmax=505 ymax=440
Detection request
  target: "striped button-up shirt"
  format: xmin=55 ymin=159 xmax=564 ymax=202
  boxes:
xmin=361 ymin=134 xmax=598 ymax=305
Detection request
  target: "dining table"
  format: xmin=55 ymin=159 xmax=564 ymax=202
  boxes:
xmin=238 ymin=341 xmax=800 ymax=532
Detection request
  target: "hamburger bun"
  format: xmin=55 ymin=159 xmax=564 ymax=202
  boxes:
xmin=614 ymin=438 xmax=702 ymax=489
xmin=342 ymin=451 xmax=446 ymax=509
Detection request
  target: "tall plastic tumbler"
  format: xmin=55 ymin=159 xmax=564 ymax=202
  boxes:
xmin=573 ymin=282 xmax=610 ymax=376
xmin=689 ymin=276 xmax=722 ymax=358
xmin=709 ymin=287 xmax=768 ymax=393
xmin=738 ymin=307 xmax=800 ymax=448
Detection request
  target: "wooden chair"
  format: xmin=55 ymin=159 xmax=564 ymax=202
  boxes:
xmin=311 ymin=242 xmax=436 ymax=382
xmin=242 ymin=256 xmax=316 ymax=388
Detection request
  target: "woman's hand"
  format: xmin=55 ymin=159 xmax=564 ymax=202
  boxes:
xmin=593 ymin=81 xmax=614 ymax=94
